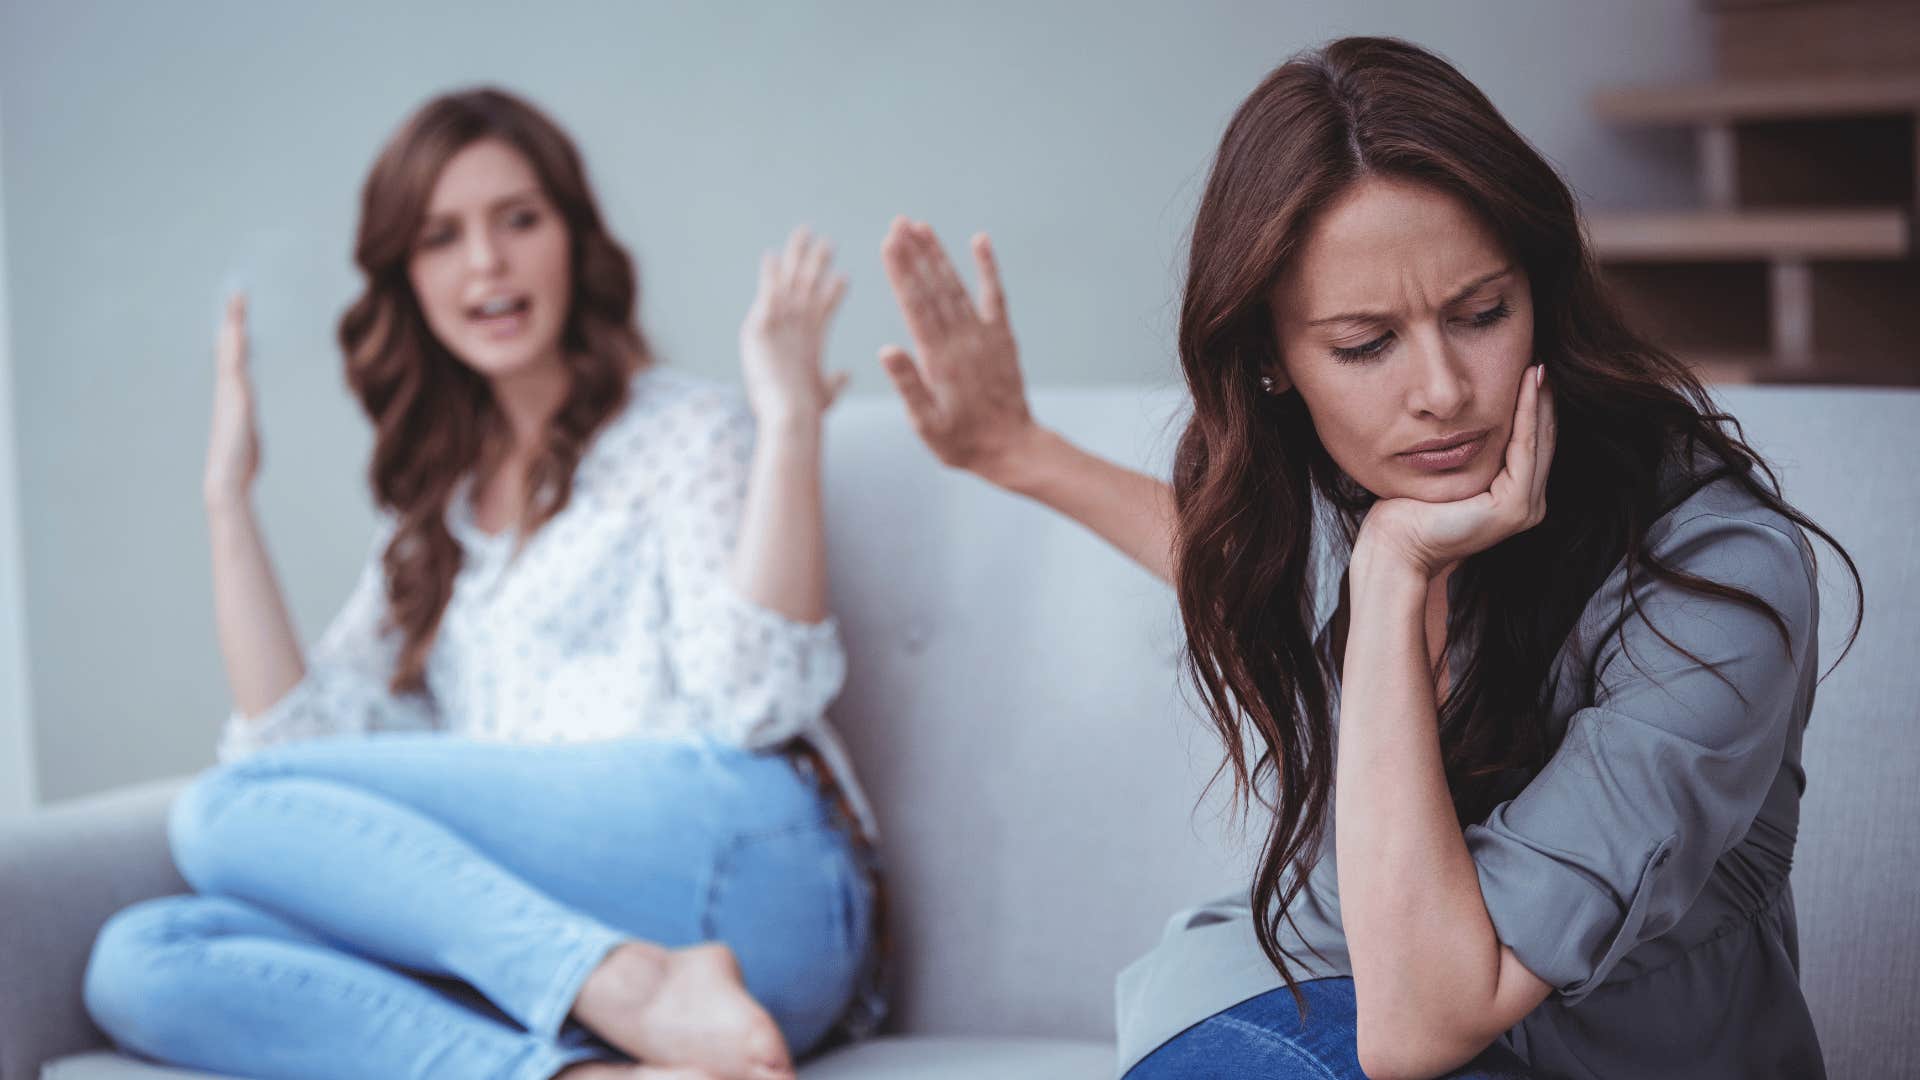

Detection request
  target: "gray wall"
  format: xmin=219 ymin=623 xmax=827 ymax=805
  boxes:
xmin=0 ymin=0 xmax=1710 ymax=802
xmin=0 ymin=87 xmax=35 ymax=816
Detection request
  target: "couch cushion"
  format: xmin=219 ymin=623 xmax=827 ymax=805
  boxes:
xmin=819 ymin=389 xmax=1247 ymax=1044
xmin=806 ymin=1035 xmax=1113 ymax=1078
xmin=42 ymin=1053 xmax=219 ymax=1079
xmin=1709 ymin=386 xmax=1920 ymax=1080
xmin=45 ymin=1037 xmax=1116 ymax=1080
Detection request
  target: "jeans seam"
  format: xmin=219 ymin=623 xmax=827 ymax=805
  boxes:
xmin=210 ymin=779 xmax=602 ymax=1029
xmin=699 ymin=815 xmax=837 ymax=940
xmin=504 ymin=1040 xmax=599 ymax=1080
xmin=523 ymin=926 xmax=625 ymax=1040
xmin=1216 ymin=1013 xmax=1345 ymax=1080
xmin=144 ymin=942 xmax=525 ymax=1057
xmin=132 ymin=912 xmax=587 ymax=1080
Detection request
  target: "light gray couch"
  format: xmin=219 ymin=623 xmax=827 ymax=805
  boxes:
xmin=4 ymin=384 xmax=1916 ymax=1079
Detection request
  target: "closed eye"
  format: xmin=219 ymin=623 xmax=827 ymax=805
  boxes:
xmin=1328 ymin=299 xmax=1514 ymax=363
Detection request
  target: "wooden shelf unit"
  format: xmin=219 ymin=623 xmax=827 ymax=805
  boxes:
xmin=1586 ymin=6 xmax=1920 ymax=387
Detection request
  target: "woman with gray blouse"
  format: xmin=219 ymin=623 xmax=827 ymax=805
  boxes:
xmin=873 ymin=36 xmax=1861 ymax=1080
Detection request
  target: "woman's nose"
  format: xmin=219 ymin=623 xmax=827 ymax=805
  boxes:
xmin=464 ymin=230 xmax=505 ymax=275
xmin=1405 ymin=336 xmax=1470 ymax=420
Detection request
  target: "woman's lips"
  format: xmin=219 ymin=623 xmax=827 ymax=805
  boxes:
xmin=467 ymin=297 xmax=532 ymax=341
xmin=1398 ymin=431 xmax=1489 ymax=472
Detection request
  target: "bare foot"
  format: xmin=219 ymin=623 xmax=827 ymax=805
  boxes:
xmin=572 ymin=941 xmax=794 ymax=1080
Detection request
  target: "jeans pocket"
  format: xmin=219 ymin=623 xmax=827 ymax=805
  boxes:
xmin=700 ymin=817 xmax=859 ymax=1034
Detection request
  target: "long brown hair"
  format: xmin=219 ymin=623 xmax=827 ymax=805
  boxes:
xmin=338 ymin=87 xmax=649 ymax=693
xmin=1171 ymin=37 xmax=1864 ymax=1003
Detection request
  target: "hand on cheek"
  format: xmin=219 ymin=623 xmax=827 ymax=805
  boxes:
xmin=1355 ymin=362 xmax=1556 ymax=580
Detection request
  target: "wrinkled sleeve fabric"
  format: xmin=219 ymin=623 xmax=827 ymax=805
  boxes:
xmin=656 ymin=391 xmax=847 ymax=749
xmin=215 ymin=522 xmax=439 ymax=763
xmin=1464 ymin=509 xmax=1816 ymax=1004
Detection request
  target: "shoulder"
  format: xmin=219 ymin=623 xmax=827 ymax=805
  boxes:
xmin=1643 ymin=438 xmax=1817 ymax=601
xmin=606 ymin=365 xmax=753 ymax=452
xmin=587 ymin=365 xmax=755 ymax=498
xmin=1577 ymin=435 xmax=1820 ymax=671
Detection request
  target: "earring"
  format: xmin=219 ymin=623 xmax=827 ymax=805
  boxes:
xmin=1259 ymin=374 xmax=1278 ymax=394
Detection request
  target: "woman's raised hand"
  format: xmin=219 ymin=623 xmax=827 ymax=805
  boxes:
xmin=877 ymin=217 xmax=1040 ymax=487
xmin=739 ymin=226 xmax=851 ymax=427
xmin=203 ymin=292 xmax=261 ymax=511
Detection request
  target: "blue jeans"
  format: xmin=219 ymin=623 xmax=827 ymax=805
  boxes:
xmin=84 ymin=733 xmax=876 ymax=1080
xmin=1126 ymin=978 xmax=1535 ymax=1079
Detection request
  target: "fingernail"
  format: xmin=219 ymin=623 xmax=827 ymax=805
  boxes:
xmin=1534 ymin=365 xmax=1544 ymax=387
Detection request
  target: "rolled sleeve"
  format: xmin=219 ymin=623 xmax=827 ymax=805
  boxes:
xmin=1464 ymin=510 xmax=1817 ymax=1003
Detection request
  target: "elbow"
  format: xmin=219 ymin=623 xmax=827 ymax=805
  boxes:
xmin=1356 ymin=1016 xmax=1500 ymax=1080
xmin=1355 ymin=1030 xmax=1423 ymax=1080
xmin=1355 ymin=1042 xmax=1457 ymax=1080
xmin=1356 ymin=1048 xmax=1431 ymax=1080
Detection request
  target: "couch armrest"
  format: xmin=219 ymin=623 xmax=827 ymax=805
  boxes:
xmin=0 ymin=777 xmax=190 ymax=1080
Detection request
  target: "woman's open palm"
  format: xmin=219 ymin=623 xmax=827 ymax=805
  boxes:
xmin=876 ymin=218 xmax=1035 ymax=481
xmin=739 ymin=226 xmax=850 ymax=423
xmin=203 ymin=292 xmax=260 ymax=508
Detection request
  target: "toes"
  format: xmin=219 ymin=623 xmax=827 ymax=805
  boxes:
xmin=743 ymin=1012 xmax=793 ymax=1071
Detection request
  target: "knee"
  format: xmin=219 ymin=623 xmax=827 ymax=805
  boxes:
xmin=167 ymin=758 xmax=282 ymax=891
xmin=1126 ymin=981 xmax=1366 ymax=1080
xmin=84 ymin=895 xmax=225 ymax=1051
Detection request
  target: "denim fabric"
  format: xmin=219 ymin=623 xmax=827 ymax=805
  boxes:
xmin=1126 ymin=978 xmax=1535 ymax=1079
xmin=84 ymin=733 xmax=874 ymax=1080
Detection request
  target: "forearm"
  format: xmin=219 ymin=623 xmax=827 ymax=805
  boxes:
xmin=731 ymin=413 xmax=831 ymax=623
xmin=206 ymin=501 xmax=306 ymax=718
xmin=985 ymin=425 xmax=1175 ymax=585
xmin=1335 ymin=548 xmax=1503 ymax=1075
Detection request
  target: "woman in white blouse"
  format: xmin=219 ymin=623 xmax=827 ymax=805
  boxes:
xmin=82 ymin=88 xmax=878 ymax=1080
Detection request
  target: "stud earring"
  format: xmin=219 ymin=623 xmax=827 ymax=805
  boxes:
xmin=1259 ymin=374 xmax=1278 ymax=394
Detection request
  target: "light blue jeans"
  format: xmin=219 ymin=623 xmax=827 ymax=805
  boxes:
xmin=84 ymin=733 xmax=877 ymax=1080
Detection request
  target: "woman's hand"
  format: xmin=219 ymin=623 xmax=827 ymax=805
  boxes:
xmin=1355 ymin=363 xmax=1557 ymax=581
xmin=739 ymin=227 xmax=850 ymax=428
xmin=877 ymin=217 xmax=1042 ymax=487
xmin=203 ymin=292 xmax=262 ymax=512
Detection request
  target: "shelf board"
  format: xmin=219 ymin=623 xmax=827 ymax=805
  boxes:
xmin=1588 ymin=208 xmax=1912 ymax=261
xmin=1676 ymin=350 xmax=1920 ymax=388
xmin=1593 ymin=73 xmax=1920 ymax=125
xmin=1682 ymin=351 xmax=1769 ymax=385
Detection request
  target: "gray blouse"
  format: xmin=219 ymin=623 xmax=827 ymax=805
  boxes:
xmin=1116 ymin=445 xmax=1827 ymax=1079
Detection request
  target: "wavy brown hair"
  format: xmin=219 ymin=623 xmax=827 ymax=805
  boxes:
xmin=1170 ymin=37 xmax=1864 ymax=1004
xmin=338 ymin=87 xmax=649 ymax=693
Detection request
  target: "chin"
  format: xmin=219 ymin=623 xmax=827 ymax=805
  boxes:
xmin=1412 ymin=473 xmax=1492 ymax=501
xmin=1374 ymin=460 xmax=1501 ymax=503
xmin=448 ymin=332 xmax=564 ymax=380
